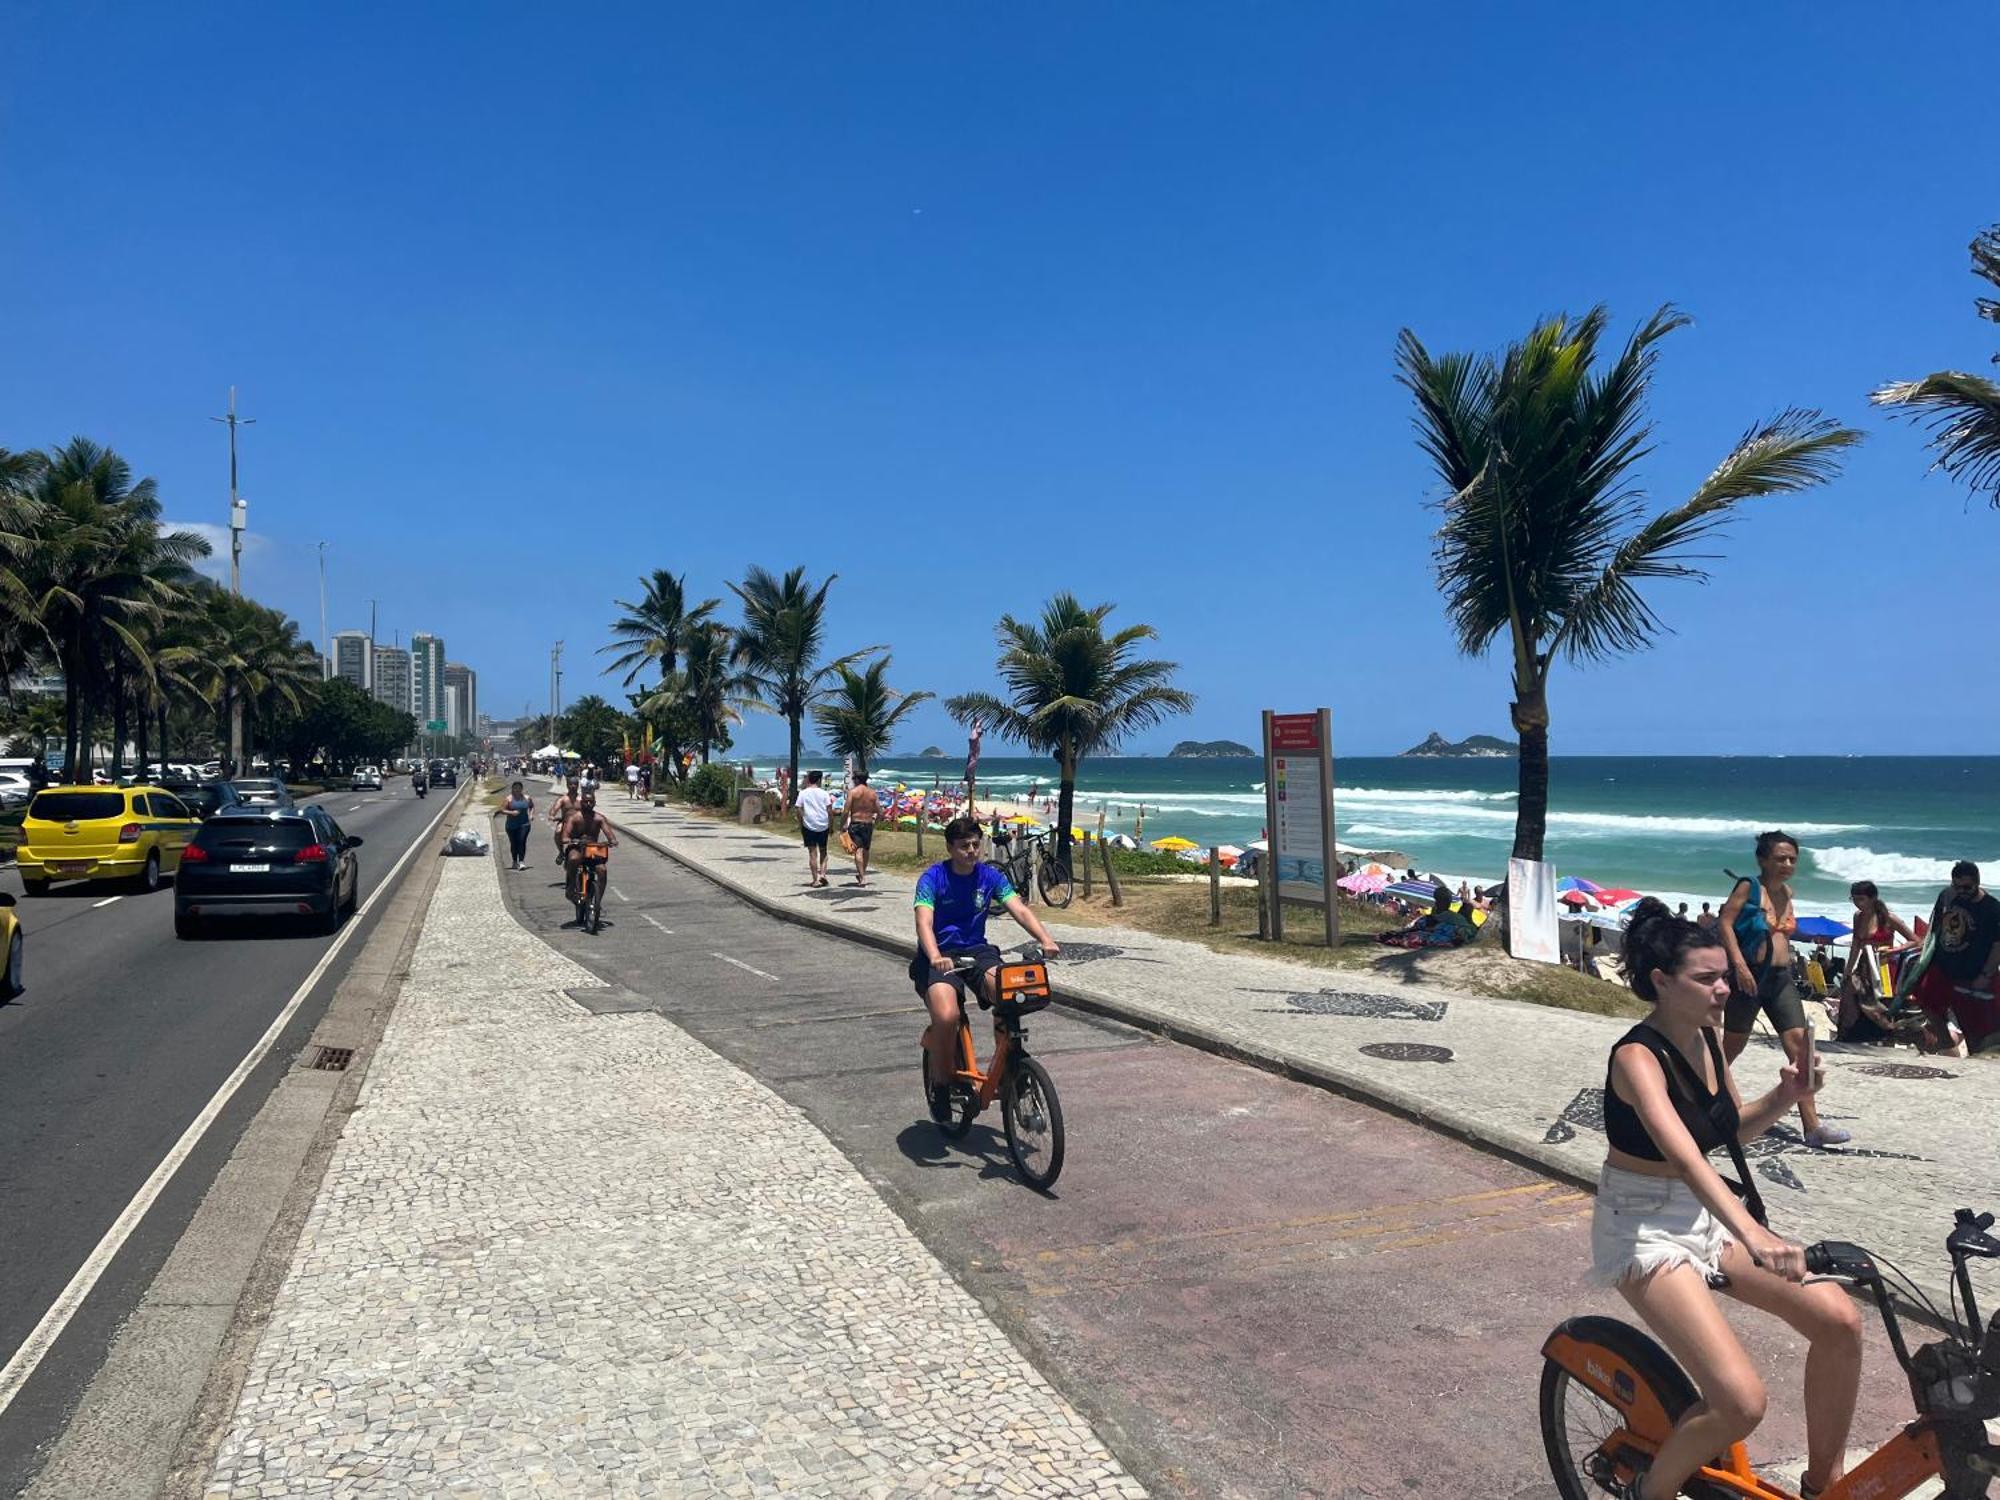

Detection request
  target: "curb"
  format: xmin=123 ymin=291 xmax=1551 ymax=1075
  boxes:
xmin=618 ymin=817 xmax=1603 ymax=1200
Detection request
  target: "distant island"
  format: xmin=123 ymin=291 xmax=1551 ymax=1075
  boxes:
xmin=1169 ymin=739 xmax=1255 ymax=759
xmin=918 ymin=746 xmax=946 ymax=758
xmin=1399 ymin=730 xmax=1517 ymax=759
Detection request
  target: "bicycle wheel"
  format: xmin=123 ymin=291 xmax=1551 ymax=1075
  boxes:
xmin=589 ymin=875 xmax=604 ymax=934
xmin=921 ymin=1046 xmax=976 ymax=1139
xmin=1539 ymin=1316 xmax=1699 ymax=1500
xmin=1001 ymin=1055 xmax=1065 ymax=1190
xmin=1036 ymin=848 xmax=1073 ymax=908
xmin=574 ymin=869 xmax=592 ymax=928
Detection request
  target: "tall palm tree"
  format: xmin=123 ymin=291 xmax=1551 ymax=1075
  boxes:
xmin=1397 ymin=306 xmax=1861 ymax=860
xmin=729 ymin=566 xmax=879 ymax=797
xmin=0 ymin=448 xmax=48 ymax=697
xmin=1873 ymin=224 xmax=2000 ymax=507
xmin=642 ymin=621 xmax=757 ymax=769
xmin=947 ymin=595 xmax=1194 ymax=861
xmin=813 ymin=657 xmax=933 ymax=778
xmin=601 ymin=570 xmax=720 ymax=773
xmin=21 ymin=439 xmax=209 ymax=780
xmin=192 ymin=587 xmax=319 ymax=767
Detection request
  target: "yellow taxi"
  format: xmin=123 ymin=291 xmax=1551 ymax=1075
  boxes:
xmin=0 ymin=890 xmax=20 ymax=998
xmin=19 ymin=784 xmax=203 ymax=896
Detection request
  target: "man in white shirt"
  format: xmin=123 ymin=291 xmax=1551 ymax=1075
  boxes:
xmin=792 ymin=769 xmax=833 ymax=887
xmin=625 ymin=761 xmax=641 ymax=800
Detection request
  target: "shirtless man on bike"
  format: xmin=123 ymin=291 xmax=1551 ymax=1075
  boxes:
xmin=559 ymin=789 xmax=619 ymax=904
xmin=912 ymin=816 xmax=1060 ymax=1121
xmin=548 ymin=775 xmax=582 ymax=866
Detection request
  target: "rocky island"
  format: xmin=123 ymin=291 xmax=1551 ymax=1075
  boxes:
xmin=1399 ymin=730 xmax=1517 ymax=759
xmin=1169 ymin=739 xmax=1255 ymax=759
xmin=918 ymin=746 xmax=946 ymax=758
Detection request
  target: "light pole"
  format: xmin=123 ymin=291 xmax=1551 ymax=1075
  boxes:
xmin=316 ymin=542 xmax=330 ymax=680
xmin=212 ymin=388 xmax=254 ymax=771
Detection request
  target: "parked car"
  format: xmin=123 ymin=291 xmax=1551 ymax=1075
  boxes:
xmin=17 ymin=785 xmax=203 ymax=894
xmin=0 ymin=890 xmax=21 ymax=999
xmin=351 ymin=766 xmax=383 ymax=791
xmin=173 ymin=807 xmax=363 ymax=938
xmin=232 ymin=777 xmax=294 ymax=809
xmin=0 ymin=772 xmax=33 ymax=810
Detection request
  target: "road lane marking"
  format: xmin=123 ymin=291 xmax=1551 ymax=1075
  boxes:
xmin=0 ymin=791 xmax=459 ymax=1419
xmin=348 ymin=804 xmax=364 ymax=812
xmin=714 ymin=952 xmax=780 ymax=982
xmin=92 ymin=895 xmax=123 ymax=909
xmin=612 ymin=888 xmax=629 ymax=902
xmin=641 ymin=914 xmax=672 ymax=935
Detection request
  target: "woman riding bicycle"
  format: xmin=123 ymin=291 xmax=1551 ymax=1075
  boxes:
xmin=1592 ymin=898 xmax=1862 ymax=1500
xmin=912 ymin=815 xmax=1060 ymax=1122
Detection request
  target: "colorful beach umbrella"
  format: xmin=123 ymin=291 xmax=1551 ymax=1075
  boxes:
xmin=1385 ymin=880 xmax=1445 ymax=903
xmin=1595 ymin=888 xmax=1643 ymax=905
xmin=1338 ymin=872 xmax=1388 ymax=894
xmin=1556 ymin=876 xmax=1602 ymax=895
xmin=1151 ymin=836 xmax=1200 ymax=851
xmin=1558 ymin=890 xmax=1598 ymax=908
xmin=1794 ymin=915 xmax=1853 ymax=941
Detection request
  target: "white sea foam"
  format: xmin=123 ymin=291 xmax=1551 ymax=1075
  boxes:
xmin=1350 ymin=807 xmax=1863 ymax=839
xmin=1807 ymin=845 xmax=1995 ymax=889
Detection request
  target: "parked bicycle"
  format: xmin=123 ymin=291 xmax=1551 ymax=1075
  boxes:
xmin=1540 ymin=1206 xmax=2000 ymax=1499
xmin=996 ymin=828 xmax=1074 ymax=909
xmin=920 ymin=944 xmax=1066 ymax=1190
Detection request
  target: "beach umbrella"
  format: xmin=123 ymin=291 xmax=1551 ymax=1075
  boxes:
xmin=1556 ymin=876 xmax=1602 ymax=895
xmin=1558 ymin=890 xmax=1599 ymax=908
xmin=1794 ymin=915 xmax=1852 ymax=942
xmin=1595 ymin=888 xmax=1643 ymax=905
xmin=1338 ymin=872 xmax=1388 ymax=894
xmin=1151 ymin=836 xmax=1200 ymax=851
xmin=896 ymin=815 xmax=919 ymax=827
xmin=1005 ymin=813 xmax=1039 ymax=825
xmin=1385 ymin=879 xmax=1444 ymax=903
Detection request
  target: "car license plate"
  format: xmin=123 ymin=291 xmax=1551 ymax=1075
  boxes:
xmin=54 ymin=861 xmax=88 ymax=875
xmin=232 ymin=863 xmax=271 ymax=873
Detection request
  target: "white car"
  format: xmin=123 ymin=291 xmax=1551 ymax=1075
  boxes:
xmin=351 ymin=766 xmax=383 ymax=790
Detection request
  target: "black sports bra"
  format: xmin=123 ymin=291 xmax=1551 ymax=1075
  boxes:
xmin=1602 ymin=1023 xmax=1739 ymax=1162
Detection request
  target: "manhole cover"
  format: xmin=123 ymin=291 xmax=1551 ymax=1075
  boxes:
xmin=310 ymin=1046 xmax=354 ymax=1072
xmin=1852 ymin=1062 xmax=1956 ymax=1080
xmin=1359 ymin=1042 xmax=1453 ymax=1064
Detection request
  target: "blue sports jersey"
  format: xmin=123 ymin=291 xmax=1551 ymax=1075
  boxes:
xmin=913 ymin=861 xmax=1016 ymax=949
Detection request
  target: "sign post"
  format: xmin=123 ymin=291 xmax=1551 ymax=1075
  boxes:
xmin=1261 ymin=708 xmax=1338 ymax=947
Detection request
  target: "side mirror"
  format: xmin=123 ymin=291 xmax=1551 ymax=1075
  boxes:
xmin=346 ymin=835 xmax=364 ymax=849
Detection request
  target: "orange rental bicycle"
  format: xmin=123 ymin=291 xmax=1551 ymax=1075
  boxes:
xmin=919 ymin=944 xmax=1065 ymax=1191
xmin=1540 ymin=1207 xmax=2000 ymax=1499
xmin=566 ymin=840 xmax=611 ymax=934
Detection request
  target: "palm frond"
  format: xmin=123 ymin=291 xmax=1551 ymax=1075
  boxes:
xmin=1871 ymin=371 xmax=2000 ymax=503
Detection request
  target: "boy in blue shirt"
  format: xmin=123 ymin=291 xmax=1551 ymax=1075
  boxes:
xmin=912 ymin=815 xmax=1061 ymax=1119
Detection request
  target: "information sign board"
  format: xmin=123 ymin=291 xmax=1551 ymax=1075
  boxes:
xmin=1261 ymin=708 xmax=1338 ymax=946
xmin=426 ymin=719 xmax=447 ymax=734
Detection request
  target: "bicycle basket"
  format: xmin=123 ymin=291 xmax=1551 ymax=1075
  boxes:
xmin=583 ymin=843 xmax=611 ymax=860
xmin=998 ymin=962 xmax=1052 ymax=1013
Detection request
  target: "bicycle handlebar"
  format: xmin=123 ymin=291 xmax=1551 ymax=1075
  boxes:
xmin=947 ymin=944 xmax=1050 ymax=971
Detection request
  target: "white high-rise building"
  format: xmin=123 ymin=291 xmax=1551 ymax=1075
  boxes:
xmin=444 ymin=662 xmax=476 ymax=739
xmin=372 ymin=646 xmax=413 ymax=717
xmin=411 ymin=633 xmax=446 ymax=730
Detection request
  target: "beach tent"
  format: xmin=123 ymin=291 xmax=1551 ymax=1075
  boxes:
xmin=531 ymin=744 xmax=564 ymax=758
xmin=1107 ymin=833 xmax=1140 ymax=850
xmin=1794 ymin=915 xmax=1853 ymax=942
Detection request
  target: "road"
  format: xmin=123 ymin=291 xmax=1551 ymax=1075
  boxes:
xmin=501 ymin=821 xmax=1915 ymax=1499
xmin=0 ymin=782 xmax=450 ymax=1494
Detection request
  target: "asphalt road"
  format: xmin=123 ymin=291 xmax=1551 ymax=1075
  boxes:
xmin=502 ymin=821 xmax=1914 ymax=1499
xmin=0 ymin=781 xmax=451 ymax=1493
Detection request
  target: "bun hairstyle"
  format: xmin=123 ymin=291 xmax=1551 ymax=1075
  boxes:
xmin=1622 ymin=896 xmax=1723 ymax=1003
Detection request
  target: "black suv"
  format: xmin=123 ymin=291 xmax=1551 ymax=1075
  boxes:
xmin=427 ymin=759 xmax=458 ymax=787
xmin=173 ymin=806 xmax=363 ymax=938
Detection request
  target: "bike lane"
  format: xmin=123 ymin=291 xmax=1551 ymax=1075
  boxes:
xmin=502 ymin=824 xmax=1920 ymax=1499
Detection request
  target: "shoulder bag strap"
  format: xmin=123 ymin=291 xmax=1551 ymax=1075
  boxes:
xmin=1702 ymin=1028 xmax=1769 ymax=1228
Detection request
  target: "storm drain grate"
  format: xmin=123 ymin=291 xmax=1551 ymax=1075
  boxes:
xmin=1853 ymin=1062 xmax=1955 ymax=1081
xmin=1358 ymin=1041 xmax=1454 ymax=1064
xmin=310 ymin=1046 xmax=355 ymax=1072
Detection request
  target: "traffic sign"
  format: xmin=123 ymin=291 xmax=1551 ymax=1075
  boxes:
xmin=426 ymin=719 xmax=447 ymax=733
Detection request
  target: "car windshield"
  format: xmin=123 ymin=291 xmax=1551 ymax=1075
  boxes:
xmin=235 ymin=780 xmax=284 ymax=792
xmin=29 ymin=791 xmax=125 ymax=821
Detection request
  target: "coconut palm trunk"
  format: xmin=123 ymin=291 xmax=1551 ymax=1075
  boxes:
xmin=1509 ymin=676 xmax=1551 ymax=862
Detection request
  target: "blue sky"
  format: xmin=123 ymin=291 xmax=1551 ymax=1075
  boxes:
xmin=4 ymin=2 xmax=1995 ymax=757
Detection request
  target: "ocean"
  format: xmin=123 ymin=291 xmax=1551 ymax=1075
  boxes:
xmin=783 ymin=753 xmax=2000 ymax=921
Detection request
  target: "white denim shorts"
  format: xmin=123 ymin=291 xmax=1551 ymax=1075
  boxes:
xmin=1590 ymin=1163 xmax=1734 ymax=1287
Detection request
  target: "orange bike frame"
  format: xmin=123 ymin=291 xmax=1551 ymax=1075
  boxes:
xmin=945 ymin=961 xmax=1050 ymax=1108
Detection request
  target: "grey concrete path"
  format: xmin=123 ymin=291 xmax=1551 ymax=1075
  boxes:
xmin=202 ymin=803 xmax=1147 ymax=1498
xmin=607 ymin=786 xmax=1998 ymax=1316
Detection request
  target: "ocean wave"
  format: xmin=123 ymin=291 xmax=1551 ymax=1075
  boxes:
xmin=1807 ymin=845 xmax=1995 ymax=889
xmin=1352 ymin=808 xmax=1863 ymax=838
xmin=1343 ymin=786 xmax=1518 ymax=803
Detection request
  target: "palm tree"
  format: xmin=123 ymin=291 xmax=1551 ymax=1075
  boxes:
xmin=1397 ymin=306 xmax=1861 ymax=860
xmin=192 ymin=587 xmax=319 ymax=768
xmin=20 ymin=440 xmax=209 ymax=780
xmin=813 ymin=657 xmax=933 ymax=778
xmin=1873 ymin=224 xmax=2000 ymax=507
xmin=601 ymin=570 xmax=720 ymax=773
xmin=642 ymin=621 xmax=756 ymax=769
xmin=729 ymin=566 xmax=879 ymax=797
xmin=947 ymin=595 xmax=1194 ymax=862
xmin=555 ymin=694 xmax=628 ymax=766
xmin=0 ymin=448 xmax=48 ymax=697
xmin=2 ymin=696 xmax=63 ymax=758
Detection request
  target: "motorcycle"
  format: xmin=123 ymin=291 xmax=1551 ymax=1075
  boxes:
xmin=414 ymin=778 xmax=428 ymax=799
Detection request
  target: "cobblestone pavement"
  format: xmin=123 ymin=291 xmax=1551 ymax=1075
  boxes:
xmin=204 ymin=804 xmax=1148 ymax=1499
xmin=610 ymin=788 xmax=1999 ymax=1314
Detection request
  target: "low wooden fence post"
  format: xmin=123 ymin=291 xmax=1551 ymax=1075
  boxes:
xmin=1209 ymin=847 xmax=1222 ymax=926
xmin=1101 ymin=839 xmax=1123 ymax=908
xmin=1258 ymin=850 xmax=1272 ymax=939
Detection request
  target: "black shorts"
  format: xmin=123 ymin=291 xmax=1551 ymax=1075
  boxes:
xmin=801 ymin=827 xmax=829 ymax=851
xmin=848 ymin=822 xmax=873 ymax=850
xmin=910 ymin=944 xmax=1003 ymax=1000
xmin=1725 ymin=965 xmax=1809 ymax=1036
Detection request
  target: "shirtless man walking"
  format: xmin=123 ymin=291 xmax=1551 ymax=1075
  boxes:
xmin=845 ymin=772 xmax=882 ymax=887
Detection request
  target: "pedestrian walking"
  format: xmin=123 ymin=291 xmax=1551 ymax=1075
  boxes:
xmin=845 ymin=772 xmax=881 ymax=887
xmin=625 ymin=760 xmax=641 ymax=800
xmin=497 ymin=781 xmax=535 ymax=870
xmin=639 ymin=763 xmax=652 ymax=799
xmin=1718 ymin=830 xmax=1850 ymax=1147
xmin=793 ymin=769 xmax=833 ymax=887
xmin=1908 ymin=861 xmax=2000 ymax=1054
